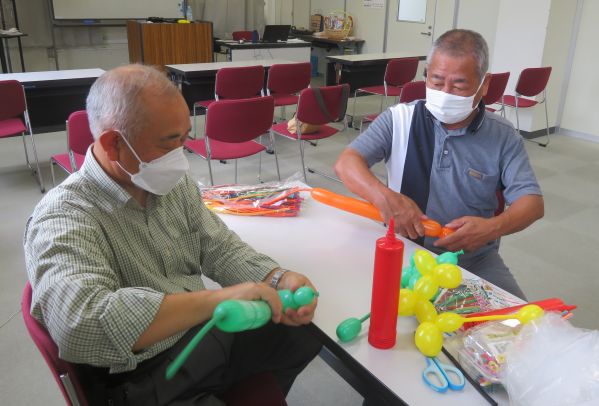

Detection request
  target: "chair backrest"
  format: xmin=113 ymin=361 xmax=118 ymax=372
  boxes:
xmin=232 ymin=31 xmax=253 ymax=41
xmin=0 ymin=80 xmax=26 ymax=121
xmin=399 ymin=80 xmax=426 ymax=104
xmin=21 ymin=282 xmax=88 ymax=406
xmin=515 ymin=67 xmax=552 ymax=97
xmin=483 ymin=72 xmax=510 ymax=106
xmin=67 ymin=111 xmax=95 ymax=156
xmin=214 ymin=65 xmax=265 ymax=100
xmin=385 ymin=57 xmax=420 ymax=88
xmin=206 ymin=96 xmax=274 ymax=143
xmin=266 ymin=62 xmax=312 ymax=96
xmin=296 ymin=84 xmax=350 ymax=126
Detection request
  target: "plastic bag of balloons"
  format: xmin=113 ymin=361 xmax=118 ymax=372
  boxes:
xmin=445 ymin=320 xmax=522 ymax=388
xmin=503 ymin=313 xmax=599 ymax=406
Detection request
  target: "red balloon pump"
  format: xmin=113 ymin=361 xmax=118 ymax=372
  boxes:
xmin=368 ymin=219 xmax=404 ymax=349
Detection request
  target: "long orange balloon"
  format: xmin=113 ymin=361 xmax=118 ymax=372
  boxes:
xmin=310 ymin=188 xmax=454 ymax=238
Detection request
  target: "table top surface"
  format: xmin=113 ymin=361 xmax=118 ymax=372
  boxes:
xmin=219 ymin=187 xmax=513 ymax=405
xmin=0 ymin=68 xmax=105 ymax=83
xmin=295 ymin=34 xmax=365 ymax=44
xmin=216 ymin=39 xmax=311 ymax=49
xmin=326 ymin=52 xmax=427 ymax=64
xmin=166 ymin=59 xmax=299 ymax=74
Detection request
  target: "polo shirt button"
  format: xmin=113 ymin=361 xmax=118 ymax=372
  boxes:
xmin=443 ymin=150 xmax=449 ymax=155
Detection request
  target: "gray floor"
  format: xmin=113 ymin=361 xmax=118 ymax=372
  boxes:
xmin=1 ymin=93 xmax=599 ymax=405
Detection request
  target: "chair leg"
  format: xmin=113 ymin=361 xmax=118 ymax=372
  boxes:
xmin=50 ymin=160 xmax=56 ymax=187
xmin=207 ymin=160 xmax=214 ymax=186
xmin=270 ymin=132 xmax=281 ymax=181
xmin=23 ymin=131 xmax=45 ymax=193
xmin=193 ymin=104 xmax=198 ymax=140
xmin=258 ymin=153 xmax=262 ymax=183
xmin=299 ymin=140 xmax=308 ymax=182
xmin=234 ymin=159 xmax=238 ymax=183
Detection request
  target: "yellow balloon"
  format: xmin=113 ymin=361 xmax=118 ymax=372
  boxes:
xmin=413 ymin=250 xmax=436 ymax=276
xmin=516 ymin=304 xmax=545 ymax=324
xmin=398 ymin=288 xmax=417 ymax=316
xmin=415 ymin=299 xmax=438 ymax=324
xmin=413 ymin=275 xmax=439 ymax=301
xmin=415 ymin=322 xmax=443 ymax=357
xmin=435 ymin=312 xmax=464 ymax=333
xmin=432 ymin=263 xmax=462 ymax=289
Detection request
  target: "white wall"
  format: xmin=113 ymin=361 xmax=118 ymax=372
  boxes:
xmin=455 ymin=0 xmax=499 ymax=66
xmin=310 ymin=0 xmax=344 ymax=15
xmin=345 ymin=0 xmax=386 ymax=54
xmin=560 ymin=0 xmax=599 ymax=140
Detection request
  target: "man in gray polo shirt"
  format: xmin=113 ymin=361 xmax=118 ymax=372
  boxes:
xmin=334 ymin=29 xmax=544 ymax=299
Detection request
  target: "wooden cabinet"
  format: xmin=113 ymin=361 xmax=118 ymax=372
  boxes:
xmin=127 ymin=21 xmax=213 ymax=67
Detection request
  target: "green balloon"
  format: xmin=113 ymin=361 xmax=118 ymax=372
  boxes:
xmin=436 ymin=250 xmax=464 ymax=265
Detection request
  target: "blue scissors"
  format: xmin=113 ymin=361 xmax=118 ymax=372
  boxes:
xmin=422 ymin=356 xmax=466 ymax=393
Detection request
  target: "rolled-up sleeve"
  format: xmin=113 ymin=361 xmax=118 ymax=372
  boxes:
xmin=25 ymin=207 xmax=165 ymax=372
xmin=500 ymin=133 xmax=543 ymax=205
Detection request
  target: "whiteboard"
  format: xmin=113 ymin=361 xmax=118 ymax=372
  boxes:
xmin=51 ymin=0 xmax=182 ymax=20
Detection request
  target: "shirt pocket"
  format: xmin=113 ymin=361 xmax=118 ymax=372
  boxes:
xmin=462 ymin=163 xmax=500 ymax=212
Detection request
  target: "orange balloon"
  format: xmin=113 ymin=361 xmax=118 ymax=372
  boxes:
xmin=310 ymin=188 xmax=383 ymax=221
xmin=422 ymin=219 xmax=441 ymax=237
xmin=439 ymin=227 xmax=455 ymax=238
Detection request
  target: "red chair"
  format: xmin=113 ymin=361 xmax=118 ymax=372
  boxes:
xmin=271 ymin=84 xmax=350 ymax=181
xmin=502 ymin=67 xmax=552 ymax=147
xmin=360 ymin=80 xmax=426 ymax=130
xmin=351 ymin=57 xmax=419 ymax=128
xmin=232 ymin=31 xmax=254 ymax=41
xmin=266 ymin=62 xmax=312 ymax=120
xmin=192 ymin=65 xmax=265 ymax=139
xmin=483 ymin=72 xmax=510 ymax=116
xmin=22 ymin=282 xmax=89 ymax=406
xmin=22 ymin=282 xmax=287 ymax=406
xmin=49 ymin=111 xmax=94 ymax=186
xmin=185 ymin=96 xmax=278 ymax=185
xmin=0 ymin=80 xmax=45 ymax=192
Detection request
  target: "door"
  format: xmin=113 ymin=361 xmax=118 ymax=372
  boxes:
xmin=385 ymin=0 xmax=437 ymax=54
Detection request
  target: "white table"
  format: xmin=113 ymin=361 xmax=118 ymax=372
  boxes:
xmin=216 ymin=40 xmax=311 ymax=63
xmin=0 ymin=68 xmax=105 ymax=132
xmin=219 ymin=189 xmax=511 ymax=405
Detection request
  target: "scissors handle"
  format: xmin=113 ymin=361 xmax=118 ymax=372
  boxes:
xmin=423 ymin=357 xmax=466 ymax=393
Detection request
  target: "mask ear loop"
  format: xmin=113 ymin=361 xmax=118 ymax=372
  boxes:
xmin=114 ymin=131 xmax=144 ymax=177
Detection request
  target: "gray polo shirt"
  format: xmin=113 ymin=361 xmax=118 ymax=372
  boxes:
xmin=350 ymin=104 xmax=542 ymax=256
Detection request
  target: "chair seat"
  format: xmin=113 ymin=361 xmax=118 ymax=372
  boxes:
xmin=51 ymin=152 xmax=85 ymax=173
xmin=272 ymin=94 xmax=299 ymax=107
xmin=185 ymin=138 xmax=266 ymax=160
xmin=502 ymin=95 xmax=538 ymax=108
xmin=194 ymin=100 xmax=215 ymax=109
xmin=357 ymin=85 xmax=402 ymax=97
xmin=0 ymin=117 xmax=26 ymax=138
xmin=362 ymin=113 xmax=380 ymax=123
xmin=271 ymin=122 xmax=339 ymax=141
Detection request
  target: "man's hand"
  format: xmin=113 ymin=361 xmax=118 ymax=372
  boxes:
xmin=274 ymin=270 xmax=318 ymax=327
xmin=374 ymin=189 xmax=425 ymax=239
xmin=433 ymin=216 xmax=500 ymax=252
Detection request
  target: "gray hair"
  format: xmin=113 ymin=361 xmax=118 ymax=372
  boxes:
xmin=86 ymin=64 xmax=180 ymax=141
xmin=426 ymin=29 xmax=489 ymax=81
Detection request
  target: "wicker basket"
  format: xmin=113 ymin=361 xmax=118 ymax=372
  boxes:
xmin=323 ymin=11 xmax=353 ymax=40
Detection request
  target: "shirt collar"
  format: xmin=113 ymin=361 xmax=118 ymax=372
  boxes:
xmin=79 ymin=146 xmax=135 ymax=208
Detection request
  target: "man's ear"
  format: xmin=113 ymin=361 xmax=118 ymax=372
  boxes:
xmin=98 ymin=130 xmax=121 ymax=161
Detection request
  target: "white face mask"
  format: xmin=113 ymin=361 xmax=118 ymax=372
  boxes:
xmin=425 ymin=79 xmax=484 ymax=124
xmin=116 ymin=132 xmax=189 ymax=195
